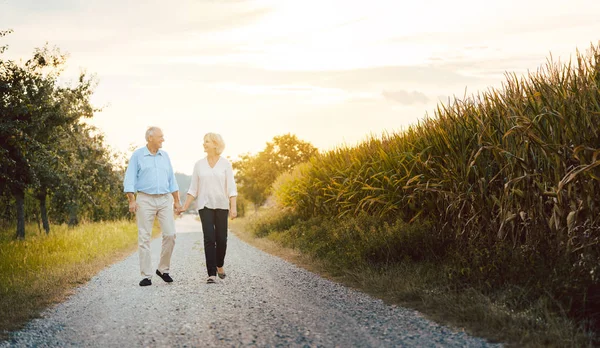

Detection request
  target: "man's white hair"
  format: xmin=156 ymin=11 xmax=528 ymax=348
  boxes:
xmin=145 ymin=126 xmax=161 ymax=141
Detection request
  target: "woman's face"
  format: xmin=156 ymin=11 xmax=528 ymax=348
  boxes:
xmin=203 ymin=138 xmax=216 ymax=153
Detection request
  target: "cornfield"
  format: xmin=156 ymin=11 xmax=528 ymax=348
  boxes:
xmin=274 ymin=44 xmax=600 ymax=266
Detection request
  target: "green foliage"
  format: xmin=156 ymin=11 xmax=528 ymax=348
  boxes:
xmin=0 ymin=32 xmax=128 ymax=237
xmin=0 ymin=44 xmax=67 ymax=195
xmin=233 ymin=133 xmax=318 ymax=209
xmin=47 ymin=123 xmax=128 ymax=224
xmin=248 ymin=207 xmax=302 ymax=238
xmin=249 ymin=209 xmax=438 ymax=267
xmin=270 ymin=44 xmax=600 ymax=332
xmin=235 ymin=194 xmax=248 ymax=218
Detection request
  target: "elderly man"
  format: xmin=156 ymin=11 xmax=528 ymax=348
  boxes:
xmin=123 ymin=126 xmax=181 ymax=286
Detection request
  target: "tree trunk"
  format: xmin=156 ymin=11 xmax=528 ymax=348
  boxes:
xmin=34 ymin=208 xmax=42 ymax=234
xmin=39 ymin=191 xmax=50 ymax=234
xmin=14 ymin=188 xmax=25 ymax=240
xmin=68 ymin=201 xmax=79 ymax=227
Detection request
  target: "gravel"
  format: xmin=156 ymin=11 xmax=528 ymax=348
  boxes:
xmin=2 ymin=215 xmax=502 ymax=347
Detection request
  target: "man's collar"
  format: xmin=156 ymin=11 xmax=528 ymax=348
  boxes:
xmin=143 ymin=146 xmax=163 ymax=156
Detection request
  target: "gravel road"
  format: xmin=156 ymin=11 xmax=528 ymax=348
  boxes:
xmin=2 ymin=214 xmax=502 ymax=347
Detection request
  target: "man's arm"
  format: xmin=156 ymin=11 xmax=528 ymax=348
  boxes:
xmin=172 ymin=191 xmax=181 ymax=212
xmin=165 ymin=153 xmax=181 ymax=212
xmin=126 ymin=192 xmax=137 ymax=213
xmin=123 ymin=151 xmax=138 ymax=193
xmin=123 ymin=151 xmax=138 ymax=213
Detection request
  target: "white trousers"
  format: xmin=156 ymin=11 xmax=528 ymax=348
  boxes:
xmin=136 ymin=192 xmax=176 ymax=279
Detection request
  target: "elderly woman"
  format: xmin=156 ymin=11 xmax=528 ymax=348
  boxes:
xmin=181 ymin=133 xmax=237 ymax=283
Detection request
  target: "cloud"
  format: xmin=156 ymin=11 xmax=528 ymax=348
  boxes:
xmin=382 ymin=90 xmax=429 ymax=105
xmin=436 ymin=54 xmax=554 ymax=79
xmin=126 ymin=63 xmax=484 ymax=93
xmin=0 ymin=1 xmax=274 ymax=47
xmin=175 ymin=7 xmax=273 ymax=33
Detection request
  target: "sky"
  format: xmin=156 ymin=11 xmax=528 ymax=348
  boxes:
xmin=1 ymin=0 xmax=599 ymax=175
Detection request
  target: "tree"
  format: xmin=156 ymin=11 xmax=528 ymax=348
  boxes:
xmin=0 ymin=40 xmax=69 ymax=238
xmin=233 ymin=134 xmax=318 ymax=210
xmin=49 ymin=123 xmax=126 ymax=225
xmin=30 ymin=69 xmax=98 ymax=231
xmin=1 ymin=31 xmax=126 ymax=238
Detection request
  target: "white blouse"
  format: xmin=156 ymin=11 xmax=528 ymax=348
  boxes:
xmin=187 ymin=157 xmax=237 ymax=210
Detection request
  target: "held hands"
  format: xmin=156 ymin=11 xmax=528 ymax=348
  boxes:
xmin=174 ymin=202 xmax=184 ymax=216
xmin=171 ymin=203 xmax=236 ymax=218
xmin=175 ymin=201 xmax=190 ymax=216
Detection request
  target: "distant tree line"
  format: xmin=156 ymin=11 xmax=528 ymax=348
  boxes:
xmin=0 ymin=30 xmax=128 ymax=239
xmin=233 ymin=133 xmax=318 ymax=211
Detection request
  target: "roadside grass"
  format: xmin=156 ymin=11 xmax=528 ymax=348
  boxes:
xmin=0 ymin=219 xmax=155 ymax=340
xmin=230 ymin=210 xmax=596 ymax=347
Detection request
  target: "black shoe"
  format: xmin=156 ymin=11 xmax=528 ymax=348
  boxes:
xmin=156 ymin=270 xmax=173 ymax=283
xmin=139 ymin=278 xmax=152 ymax=286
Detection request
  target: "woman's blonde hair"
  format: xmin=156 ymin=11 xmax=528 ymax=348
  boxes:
xmin=204 ymin=133 xmax=225 ymax=155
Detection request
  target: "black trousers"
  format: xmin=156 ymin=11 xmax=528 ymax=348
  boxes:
xmin=199 ymin=208 xmax=228 ymax=277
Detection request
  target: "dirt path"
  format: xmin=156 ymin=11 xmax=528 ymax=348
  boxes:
xmin=2 ymin=214 xmax=501 ymax=347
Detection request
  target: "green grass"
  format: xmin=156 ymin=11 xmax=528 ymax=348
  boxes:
xmin=348 ymin=264 xmax=593 ymax=347
xmin=0 ymin=219 xmax=147 ymax=339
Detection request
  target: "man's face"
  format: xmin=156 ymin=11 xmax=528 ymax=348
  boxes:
xmin=149 ymin=129 xmax=165 ymax=148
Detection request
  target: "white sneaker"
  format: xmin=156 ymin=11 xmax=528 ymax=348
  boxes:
xmin=206 ymin=276 xmax=216 ymax=284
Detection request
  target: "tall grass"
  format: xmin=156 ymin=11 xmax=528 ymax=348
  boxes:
xmin=0 ymin=220 xmax=141 ymax=337
xmin=272 ymin=44 xmax=600 ymax=333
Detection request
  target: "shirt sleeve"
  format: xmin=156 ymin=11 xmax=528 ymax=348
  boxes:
xmin=187 ymin=162 xmax=200 ymax=198
xmin=226 ymin=161 xmax=238 ymax=198
xmin=123 ymin=151 xmax=138 ymax=193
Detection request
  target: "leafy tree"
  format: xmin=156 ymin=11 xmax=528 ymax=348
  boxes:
xmin=233 ymin=134 xmax=318 ymax=210
xmin=1 ymin=31 xmax=127 ymax=238
xmin=0 ymin=41 xmax=69 ymax=238
xmin=30 ymin=69 xmax=98 ymax=231
xmin=49 ymin=122 xmax=126 ymax=225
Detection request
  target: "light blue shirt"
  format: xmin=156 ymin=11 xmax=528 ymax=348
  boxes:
xmin=123 ymin=147 xmax=179 ymax=194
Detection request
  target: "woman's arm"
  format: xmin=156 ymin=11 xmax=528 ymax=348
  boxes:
xmin=229 ymin=196 xmax=237 ymax=219
xmin=225 ymin=161 xmax=238 ymax=219
xmin=181 ymin=193 xmax=196 ymax=212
